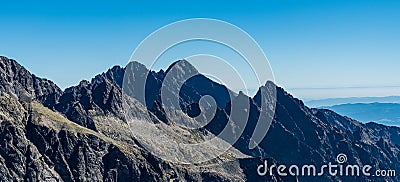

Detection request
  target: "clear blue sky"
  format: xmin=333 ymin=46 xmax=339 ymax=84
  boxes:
xmin=1 ymin=0 xmax=399 ymax=100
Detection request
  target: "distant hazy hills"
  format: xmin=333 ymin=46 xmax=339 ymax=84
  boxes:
xmin=306 ymin=96 xmax=400 ymax=108
xmin=322 ymin=103 xmax=400 ymax=127
xmin=307 ymin=97 xmax=400 ymax=127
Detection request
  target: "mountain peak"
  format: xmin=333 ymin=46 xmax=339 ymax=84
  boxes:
xmin=92 ymin=65 xmax=125 ymax=88
xmin=126 ymin=60 xmax=148 ymax=72
xmin=0 ymin=56 xmax=27 ymax=75
xmin=0 ymin=56 xmax=62 ymax=108
xmin=165 ymin=59 xmax=199 ymax=75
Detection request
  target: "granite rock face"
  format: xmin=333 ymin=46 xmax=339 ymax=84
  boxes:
xmin=0 ymin=56 xmax=62 ymax=108
xmin=0 ymin=93 xmax=248 ymax=181
xmin=0 ymin=56 xmax=399 ymax=181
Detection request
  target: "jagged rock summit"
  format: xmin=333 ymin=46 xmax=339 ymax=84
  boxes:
xmin=0 ymin=56 xmax=62 ymax=107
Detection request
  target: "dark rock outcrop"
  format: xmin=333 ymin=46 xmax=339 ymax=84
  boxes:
xmin=0 ymin=56 xmax=62 ymax=108
xmin=54 ymin=79 xmax=124 ymax=131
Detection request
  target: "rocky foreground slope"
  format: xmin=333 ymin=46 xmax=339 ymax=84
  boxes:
xmin=0 ymin=56 xmax=399 ymax=181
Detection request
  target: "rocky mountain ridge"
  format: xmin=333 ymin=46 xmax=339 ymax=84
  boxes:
xmin=0 ymin=56 xmax=399 ymax=181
